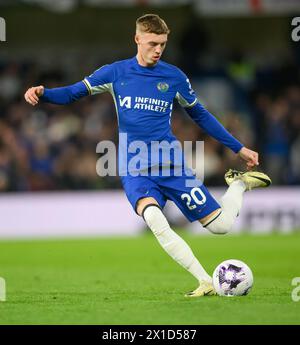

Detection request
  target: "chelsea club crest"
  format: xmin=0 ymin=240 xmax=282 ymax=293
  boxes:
xmin=157 ymin=82 xmax=169 ymax=93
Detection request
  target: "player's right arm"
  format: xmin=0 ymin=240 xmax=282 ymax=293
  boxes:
xmin=24 ymin=82 xmax=88 ymax=106
xmin=24 ymin=64 xmax=115 ymax=106
xmin=24 ymin=85 xmax=44 ymax=106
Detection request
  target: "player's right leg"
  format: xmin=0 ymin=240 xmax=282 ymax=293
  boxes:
xmin=121 ymin=174 xmax=214 ymax=295
xmin=136 ymin=196 xmax=214 ymax=292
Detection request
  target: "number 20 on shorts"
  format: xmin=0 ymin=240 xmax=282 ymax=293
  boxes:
xmin=181 ymin=187 xmax=207 ymax=210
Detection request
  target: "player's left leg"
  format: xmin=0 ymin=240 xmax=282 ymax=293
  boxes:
xmin=200 ymin=179 xmax=246 ymax=234
xmin=156 ymin=168 xmax=271 ymax=297
xmin=200 ymin=169 xmax=272 ymax=233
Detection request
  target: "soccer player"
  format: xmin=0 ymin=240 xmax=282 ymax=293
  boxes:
xmin=24 ymin=14 xmax=271 ymax=297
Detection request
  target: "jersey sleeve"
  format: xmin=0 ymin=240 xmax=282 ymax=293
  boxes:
xmin=41 ymin=81 xmax=89 ymax=105
xmin=83 ymin=64 xmax=115 ymax=95
xmin=185 ymin=102 xmax=244 ymax=153
xmin=175 ymin=70 xmax=198 ymax=108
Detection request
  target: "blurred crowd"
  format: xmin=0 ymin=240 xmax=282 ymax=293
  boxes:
xmin=0 ymin=52 xmax=299 ymax=192
xmin=0 ymin=59 xmax=119 ymax=191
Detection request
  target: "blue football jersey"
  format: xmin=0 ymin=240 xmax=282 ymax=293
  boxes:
xmin=41 ymin=55 xmax=243 ymax=175
xmin=39 ymin=56 xmax=243 ymax=219
xmin=83 ymin=57 xmax=197 ymax=174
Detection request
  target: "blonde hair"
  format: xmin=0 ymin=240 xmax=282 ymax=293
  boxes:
xmin=136 ymin=14 xmax=170 ymax=35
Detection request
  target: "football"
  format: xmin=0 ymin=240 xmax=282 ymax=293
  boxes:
xmin=212 ymin=259 xmax=253 ymax=297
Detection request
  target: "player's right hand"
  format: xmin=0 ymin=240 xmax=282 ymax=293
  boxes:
xmin=24 ymin=85 xmax=44 ymax=106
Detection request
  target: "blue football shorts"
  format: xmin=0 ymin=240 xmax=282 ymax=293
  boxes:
xmin=121 ymin=167 xmax=221 ymax=222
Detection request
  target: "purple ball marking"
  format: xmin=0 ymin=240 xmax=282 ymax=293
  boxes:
xmin=218 ymin=263 xmax=246 ymax=292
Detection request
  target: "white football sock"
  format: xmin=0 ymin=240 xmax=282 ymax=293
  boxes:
xmin=143 ymin=205 xmax=212 ymax=283
xmin=205 ymin=180 xmax=246 ymax=234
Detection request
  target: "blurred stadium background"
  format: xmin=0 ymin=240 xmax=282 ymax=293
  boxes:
xmin=0 ymin=0 xmax=300 ymax=237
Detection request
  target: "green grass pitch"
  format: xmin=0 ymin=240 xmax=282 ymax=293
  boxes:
xmin=0 ymin=232 xmax=299 ymax=325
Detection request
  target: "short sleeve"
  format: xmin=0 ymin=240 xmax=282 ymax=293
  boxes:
xmin=175 ymin=70 xmax=198 ymax=108
xmin=83 ymin=64 xmax=115 ymax=95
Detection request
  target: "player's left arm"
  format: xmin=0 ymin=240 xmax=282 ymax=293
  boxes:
xmin=176 ymin=73 xmax=259 ymax=169
xmin=186 ymin=103 xmax=258 ymax=169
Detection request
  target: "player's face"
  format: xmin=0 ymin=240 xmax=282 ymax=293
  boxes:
xmin=135 ymin=32 xmax=168 ymax=67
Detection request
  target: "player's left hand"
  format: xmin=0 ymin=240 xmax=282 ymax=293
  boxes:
xmin=238 ymin=147 xmax=259 ymax=170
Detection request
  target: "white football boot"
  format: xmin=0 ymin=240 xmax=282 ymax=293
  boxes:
xmin=224 ymin=169 xmax=272 ymax=191
xmin=185 ymin=281 xmax=217 ymax=297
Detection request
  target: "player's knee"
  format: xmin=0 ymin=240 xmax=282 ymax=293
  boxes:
xmin=204 ymin=213 xmax=232 ymax=235
xmin=136 ymin=197 xmax=159 ymax=216
xmin=206 ymin=222 xmax=229 ymax=235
